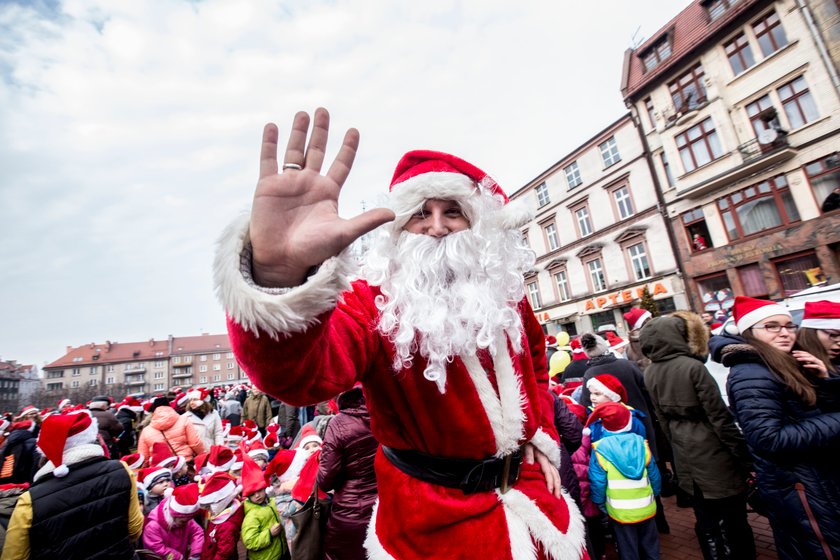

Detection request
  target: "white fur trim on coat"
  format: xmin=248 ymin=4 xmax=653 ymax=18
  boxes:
xmin=498 ymin=488 xmax=586 ymax=560
xmin=364 ymin=499 xmax=397 ymax=560
xmin=529 ymin=427 xmax=562 ymax=470
xmin=213 ymin=213 xmax=358 ymax=339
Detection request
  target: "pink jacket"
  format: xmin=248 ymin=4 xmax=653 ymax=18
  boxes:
xmin=142 ymin=501 xmax=204 ymax=560
xmin=571 ymin=433 xmax=600 ymax=517
xmin=138 ymin=406 xmax=207 ymax=465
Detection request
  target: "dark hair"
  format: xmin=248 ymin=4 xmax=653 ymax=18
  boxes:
xmin=742 ymin=330 xmax=816 ymax=405
xmin=580 ymin=333 xmax=598 ymax=351
xmin=796 ymin=328 xmax=838 ymax=375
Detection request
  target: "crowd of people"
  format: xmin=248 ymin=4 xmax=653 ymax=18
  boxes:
xmin=1 ymin=109 xmax=838 ymax=560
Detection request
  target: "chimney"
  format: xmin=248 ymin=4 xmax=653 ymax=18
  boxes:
xmin=149 ymin=338 xmax=155 ymax=347
xmin=168 ymin=335 xmax=174 ymax=354
xmin=106 ymin=341 xmax=112 ymax=352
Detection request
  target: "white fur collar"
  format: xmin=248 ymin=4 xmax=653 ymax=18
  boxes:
xmin=34 ymin=443 xmax=105 ymax=482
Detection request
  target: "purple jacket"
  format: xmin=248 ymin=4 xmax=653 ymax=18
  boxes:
xmin=571 ymin=433 xmax=600 ymax=517
xmin=142 ymin=501 xmax=204 ymax=560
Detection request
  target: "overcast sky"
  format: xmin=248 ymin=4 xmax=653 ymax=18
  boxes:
xmin=0 ymin=0 xmax=691 ymax=368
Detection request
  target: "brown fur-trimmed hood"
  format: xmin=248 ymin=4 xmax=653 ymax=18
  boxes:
xmin=638 ymin=311 xmax=710 ymax=362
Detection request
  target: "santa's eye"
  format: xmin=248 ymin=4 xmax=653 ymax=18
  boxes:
xmin=410 ymin=209 xmax=427 ymax=220
xmin=444 ymin=207 xmax=463 ymax=218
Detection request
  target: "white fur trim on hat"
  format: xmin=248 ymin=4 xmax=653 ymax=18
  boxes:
xmin=209 ymin=456 xmax=235 ymax=473
xmin=169 ymin=496 xmax=199 ymax=516
xmin=586 ymin=377 xmax=621 ymax=403
xmin=801 ymin=318 xmax=840 ymax=329
xmin=248 ymin=448 xmax=269 ymax=460
xmin=737 ymin=303 xmax=789 ymax=333
xmin=298 ymin=433 xmax=322 ymax=450
xmin=213 ymin=213 xmax=358 ymax=339
xmin=198 ymin=479 xmax=237 ymax=506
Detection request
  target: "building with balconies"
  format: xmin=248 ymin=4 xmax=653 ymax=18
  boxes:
xmin=169 ymin=334 xmax=248 ymax=391
xmin=510 ymin=114 xmax=689 ymax=337
xmin=621 ymin=0 xmax=840 ymax=313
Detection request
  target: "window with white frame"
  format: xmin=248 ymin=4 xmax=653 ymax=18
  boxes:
xmin=47 ymin=383 xmax=63 ymax=391
xmin=106 ymin=376 xmax=115 ymax=385
xmin=587 ymin=258 xmax=607 ymax=292
xmin=599 ymin=137 xmax=621 ymax=168
xmin=227 ymin=362 xmax=235 ymax=370
xmin=154 ymin=383 xmax=165 ymax=391
xmin=199 ymin=376 xmax=208 ymax=383
xmin=199 ymin=365 xmax=208 ymax=373
xmin=72 ymin=369 xmax=80 ymax=376
xmin=173 ymin=356 xmax=181 ymax=364
xmin=628 ymin=243 xmax=652 ymax=280
xmin=213 ymin=364 xmax=221 ymax=371
xmin=200 ymin=355 xmax=207 ymax=361
xmin=213 ymin=353 xmax=221 ymax=360
xmin=554 ymin=270 xmax=571 ymax=302
xmin=71 ymin=381 xmax=79 ymax=388
xmin=227 ymin=373 xmax=235 ymax=380
xmin=544 ymin=223 xmax=560 ymax=251
xmin=575 ymin=206 xmax=593 ymax=237
xmin=155 ymin=351 xmax=164 ymax=357
xmin=89 ymin=379 xmax=97 ymax=386
xmin=778 ymin=76 xmax=819 ymax=129
xmin=90 ymin=366 xmax=98 ymax=375
xmin=564 ymin=162 xmax=582 ymax=188
xmin=527 ymin=282 xmax=542 ymax=309
xmin=154 ymin=360 xmax=164 ymax=368
xmin=613 ymin=186 xmax=635 ymax=219
xmin=213 ymin=375 xmax=221 ymax=381
xmin=535 ymin=183 xmax=550 ymax=207
xmin=154 ymin=372 xmax=164 ymax=379
xmin=226 ymin=352 xmax=234 ymax=359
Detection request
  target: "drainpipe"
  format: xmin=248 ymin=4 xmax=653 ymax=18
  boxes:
xmin=628 ymin=107 xmax=690 ymax=304
xmin=795 ymin=0 xmax=840 ymax=98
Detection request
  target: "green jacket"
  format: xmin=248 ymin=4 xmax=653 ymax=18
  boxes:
xmin=242 ymin=497 xmax=288 ymax=560
xmin=639 ymin=311 xmax=753 ymax=499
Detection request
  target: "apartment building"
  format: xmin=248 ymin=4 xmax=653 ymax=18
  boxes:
xmin=621 ymin=0 xmax=840 ymax=313
xmin=169 ymin=334 xmax=249 ymax=391
xmin=42 ymin=333 xmax=248 ymax=397
xmin=510 ymin=114 xmax=689 ymax=338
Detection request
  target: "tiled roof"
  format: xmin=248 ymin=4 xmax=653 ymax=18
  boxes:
xmin=45 ymin=338 xmax=172 ymax=368
xmin=170 ymin=334 xmax=232 ymax=355
xmin=621 ymin=0 xmax=763 ymax=100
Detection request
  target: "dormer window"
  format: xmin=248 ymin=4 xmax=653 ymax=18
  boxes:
xmin=703 ymin=0 xmax=741 ymax=21
xmin=640 ymin=36 xmax=672 ymax=72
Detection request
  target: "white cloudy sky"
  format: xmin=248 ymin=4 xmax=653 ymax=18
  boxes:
xmin=0 ymin=0 xmax=690 ymax=368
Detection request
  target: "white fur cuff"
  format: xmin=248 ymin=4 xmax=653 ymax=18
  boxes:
xmin=530 ymin=428 xmax=562 ymax=469
xmin=213 ymin=213 xmax=358 ymax=339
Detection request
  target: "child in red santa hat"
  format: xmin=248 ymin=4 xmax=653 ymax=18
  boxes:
xmin=142 ymin=483 xmax=204 ymax=560
xmin=138 ymin=464 xmax=174 ymax=516
xmin=197 ymin=471 xmax=245 ymax=560
xmin=272 ymin=425 xmax=324 ymax=548
xmin=584 ymin=374 xmax=648 ymax=442
xmin=239 ymin=443 xmax=290 ymax=560
xmin=588 ymin=402 xmax=662 ymax=560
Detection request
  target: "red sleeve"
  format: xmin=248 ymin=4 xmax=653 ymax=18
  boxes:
xmin=227 ymin=282 xmax=381 ymax=406
xmin=210 ymin=518 xmax=241 ymax=560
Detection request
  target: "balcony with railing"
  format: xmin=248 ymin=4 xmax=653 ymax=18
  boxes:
xmin=679 ymin=132 xmax=795 ymax=199
xmin=125 ymin=375 xmax=146 ymax=386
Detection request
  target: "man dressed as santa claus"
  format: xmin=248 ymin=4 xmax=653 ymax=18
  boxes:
xmin=214 ymin=108 xmax=587 ymax=560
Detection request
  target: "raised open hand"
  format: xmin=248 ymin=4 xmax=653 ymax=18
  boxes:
xmin=249 ymin=108 xmax=395 ymax=287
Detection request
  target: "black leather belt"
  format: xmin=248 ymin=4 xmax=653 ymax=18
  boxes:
xmin=381 ymin=445 xmax=522 ymax=494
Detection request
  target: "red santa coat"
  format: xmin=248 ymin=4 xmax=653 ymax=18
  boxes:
xmin=217 ymin=218 xmax=586 ymax=560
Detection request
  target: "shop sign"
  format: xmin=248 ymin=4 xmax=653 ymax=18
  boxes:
xmin=583 ymin=282 xmax=670 ymax=312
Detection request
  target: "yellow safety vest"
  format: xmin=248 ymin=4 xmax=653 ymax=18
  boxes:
xmin=592 ymin=439 xmax=656 ymax=524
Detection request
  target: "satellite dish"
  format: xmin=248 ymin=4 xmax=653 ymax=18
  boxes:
xmin=758 ymin=128 xmax=778 ymax=145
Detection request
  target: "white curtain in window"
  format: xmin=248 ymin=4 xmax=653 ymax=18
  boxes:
xmin=737 ymin=196 xmax=782 ymax=235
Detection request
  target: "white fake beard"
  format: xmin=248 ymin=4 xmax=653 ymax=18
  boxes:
xmin=279 ymin=446 xmax=315 ymax=483
xmin=364 ymin=216 xmax=534 ymax=393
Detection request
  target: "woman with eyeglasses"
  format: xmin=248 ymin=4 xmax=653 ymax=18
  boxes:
xmin=710 ymin=296 xmax=840 ymax=559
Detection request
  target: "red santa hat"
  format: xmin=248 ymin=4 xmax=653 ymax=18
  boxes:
xmin=174 ymin=391 xmax=190 ymax=409
xmin=120 ymin=453 xmax=145 ymax=471
xmin=606 ymin=332 xmax=628 ymax=351
xmin=206 ymin=445 xmax=235 ymax=473
xmin=151 ymin=441 xmax=186 ymax=473
xmin=624 ymin=308 xmax=652 ymax=331
xmin=239 ymin=443 xmax=268 ymax=497
xmin=193 ymin=452 xmax=209 ymax=474
xmin=221 ymin=419 xmax=231 ymax=437
xmin=241 ymin=419 xmax=258 ymax=432
xmin=728 ymin=296 xmax=790 ymax=335
xmin=9 ymin=420 xmax=35 ymax=434
xmin=545 ymin=335 xmax=558 ymax=348
xmin=186 ymin=388 xmax=210 ymax=402
xmin=36 ymin=411 xmax=99 ymax=478
xmin=0 ymin=418 xmax=10 ymax=435
xmin=198 ymin=472 xmax=239 ymax=507
xmin=247 ymin=440 xmax=269 ymax=461
xmin=569 ymin=337 xmax=587 ymax=360
xmin=138 ymin=465 xmax=172 ymax=490
xmin=168 ymin=483 xmax=200 ymax=517
xmin=265 ymin=450 xmax=295 ymax=480
xmin=57 ymin=398 xmax=71 ymax=410
xmin=296 ymin=425 xmax=322 ymax=450
xmin=559 ymin=395 xmax=587 ymax=424
xmin=118 ymin=396 xmax=144 ymax=413
xmin=226 ymin=425 xmax=244 ymax=444
xmin=388 ymin=150 xmax=532 ymax=230
xmin=264 ymin=424 xmax=279 ymax=448
xmin=801 ymin=300 xmax=840 ymax=330
xmin=15 ymin=405 xmax=39 ymax=421
xmin=585 ymin=402 xmax=633 ymax=434
xmin=586 ymin=374 xmax=627 ymax=403
xmin=230 ymin=448 xmax=244 ymax=473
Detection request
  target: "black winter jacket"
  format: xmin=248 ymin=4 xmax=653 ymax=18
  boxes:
xmin=0 ymin=429 xmax=39 ymax=485
xmin=711 ymin=334 xmax=840 ymax=559
xmin=552 ymin=392 xmax=582 ymax=507
xmin=29 ymin=456 xmax=135 ymax=560
xmin=317 ymin=397 xmax=378 ymax=560
xmin=115 ymin=408 xmax=137 ymax=457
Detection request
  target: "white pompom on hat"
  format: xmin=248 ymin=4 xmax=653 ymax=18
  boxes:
xmin=730 ymin=296 xmax=790 ymax=335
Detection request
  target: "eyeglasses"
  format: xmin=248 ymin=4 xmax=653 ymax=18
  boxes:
xmin=820 ymin=330 xmax=840 ymax=342
xmin=752 ymin=323 xmax=798 ymax=333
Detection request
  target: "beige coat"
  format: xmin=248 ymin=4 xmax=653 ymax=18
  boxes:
xmin=242 ymin=394 xmax=272 ymax=428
